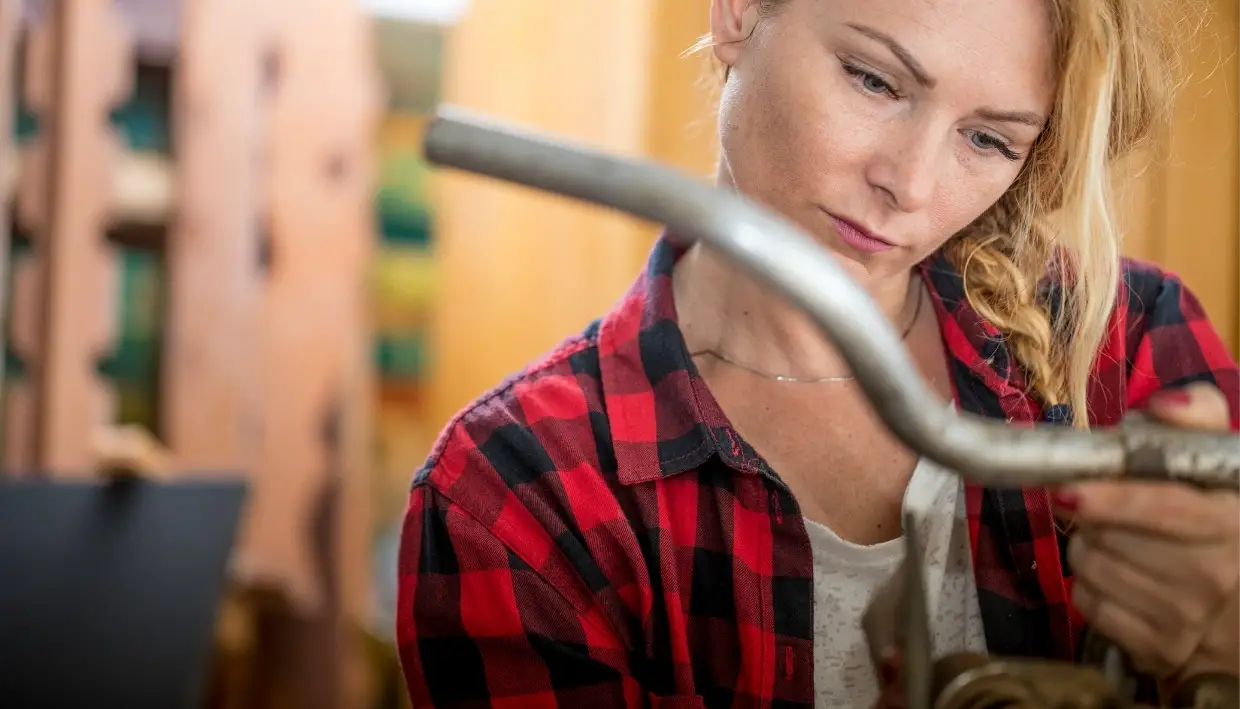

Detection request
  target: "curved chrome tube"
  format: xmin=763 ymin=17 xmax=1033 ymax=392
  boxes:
xmin=421 ymin=106 xmax=1240 ymax=490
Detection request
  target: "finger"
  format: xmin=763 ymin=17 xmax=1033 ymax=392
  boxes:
xmin=1072 ymin=576 xmax=1192 ymax=677
xmin=1054 ymin=482 xmax=1239 ymax=541
xmin=1145 ymin=383 xmax=1231 ymax=431
xmin=1075 ymin=525 xmax=1213 ymax=581
xmin=1068 ymin=532 xmax=1210 ymax=634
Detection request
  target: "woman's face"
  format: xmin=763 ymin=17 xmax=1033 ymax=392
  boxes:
xmin=712 ymin=0 xmax=1056 ymax=284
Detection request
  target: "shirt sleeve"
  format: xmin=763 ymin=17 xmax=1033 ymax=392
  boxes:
xmin=1122 ymin=270 xmax=1239 ymax=430
xmin=396 ymin=470 xmax=639 ymax=708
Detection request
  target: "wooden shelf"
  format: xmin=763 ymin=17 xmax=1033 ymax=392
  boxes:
xmin=4 ymin=147 xmax=174 ymax=228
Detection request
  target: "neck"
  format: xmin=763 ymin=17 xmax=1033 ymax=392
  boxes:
xmin=673 ymin=241 xmax=917 ymax=381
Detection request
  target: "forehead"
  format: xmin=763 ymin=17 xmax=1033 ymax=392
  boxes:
xmin=804 ymin=0 xmax=1057 ymax=102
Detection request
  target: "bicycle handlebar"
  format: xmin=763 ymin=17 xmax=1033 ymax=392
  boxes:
xmin=421 ymin=106 xmax=1239 ymax=490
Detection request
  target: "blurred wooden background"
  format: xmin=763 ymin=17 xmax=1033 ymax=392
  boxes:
xmin=0 ymin=2 xmax=1233 ymax=707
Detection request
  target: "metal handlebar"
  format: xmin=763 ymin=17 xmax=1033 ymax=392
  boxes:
xmin=420 ymin=106 xmax=1240 ymax=491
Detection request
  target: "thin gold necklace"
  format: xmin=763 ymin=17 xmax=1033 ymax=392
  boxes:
xmin=690 ymin=283 xmax=924 ymax=383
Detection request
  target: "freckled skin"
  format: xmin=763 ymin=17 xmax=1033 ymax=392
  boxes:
xmin=712 ymin=0 xmax=1056 ymax=293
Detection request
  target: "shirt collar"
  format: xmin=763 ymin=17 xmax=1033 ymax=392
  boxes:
xmin=918 ymin=251 xmax=1030 ymax=403
xmin=597 ymin=235 xmax=1056 ymax=486
xmin=597 ymin=237 xmax=730 ymax=485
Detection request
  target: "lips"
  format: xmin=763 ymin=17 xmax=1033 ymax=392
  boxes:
xmin=826 ymin=212 xmax=896 ymax=254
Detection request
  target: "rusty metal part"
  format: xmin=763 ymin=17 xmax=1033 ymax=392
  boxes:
xmin=928 ymin=653 xmax=1239 ymax=709
xmin=419 ymin=106 xmax=1240 ymax=491
xmin=871 ymin=568 xmax=1240 ymax=709
xmin=902 ymin=510 xmax=934 ymax=709
xmin=1168 ymin=674 xmax=1240 ymax=709
xmin=932 ymin=652 xmax=1121 ymax=709
xmin=877 ymin=505 xmax=1238 ymax=709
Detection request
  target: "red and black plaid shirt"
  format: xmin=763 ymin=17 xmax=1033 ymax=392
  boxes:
xmin=398 ymin=237 xmax=1239 ymax=708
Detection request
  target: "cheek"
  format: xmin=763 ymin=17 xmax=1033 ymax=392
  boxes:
xmin=721 ymin=74 xmax=867 ymax=205
xmin=929 ymin=169 xmax=1022 ymax=242
xmin=719 ymin=78 xmax=800 ymax=188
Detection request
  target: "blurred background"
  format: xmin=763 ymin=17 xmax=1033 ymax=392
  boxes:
xmin=0 ymin=0 xmax=1235 ymax=708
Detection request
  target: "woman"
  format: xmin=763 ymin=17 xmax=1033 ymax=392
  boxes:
xmin=398 ymin=0 xmax=1240 ymax=706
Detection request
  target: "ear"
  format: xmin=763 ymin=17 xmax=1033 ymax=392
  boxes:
xmin=709 ymin=0 xmax=761 ymax=68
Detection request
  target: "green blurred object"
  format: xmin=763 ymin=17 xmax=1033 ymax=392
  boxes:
xmin=1 ymin=243 xmax=162 ymax=428
xmin=373 ymin=112 xmax=436 ymax=376
xmin=376 ymin=192 xmax=432 ymax=248
xmin=97 ymin=249 xmax=163 ymax=430
xmin=108 ymin=66 xmax=174 ymax=154
xmin=373 ymin=335 xmax=428 ymax=382
xmin=13 ymin=103 xmax=37 ymax=142
xmin=1 ymin=238 xmax=28 ymax=380
xmin=14 ymin=65 xmax=171 ymax=153
xmin=375 ymin=122 xmax=434 ymax=248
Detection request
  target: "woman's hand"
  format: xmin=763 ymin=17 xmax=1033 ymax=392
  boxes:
xmin=1054 ymin=383 xmax=1239 ymax=681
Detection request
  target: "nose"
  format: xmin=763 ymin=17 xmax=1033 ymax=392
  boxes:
xmin=866 ymin=127 xmax=943 ymax=213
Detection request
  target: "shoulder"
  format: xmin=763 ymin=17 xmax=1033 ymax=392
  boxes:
xmin=1112 ymin=257 xmax=1220 ymax=359
xmin=409 ymin=319 xmax=623 ymax=551
xmin=1095 ymin=257 xmax=1238 ymax=426
xmin=1116 ymin=257 xmax=1192 ymax=322
xmin=416 ymin=319 xmax=608 ymax=486
xmin=396 ymin=325 xmax=636 ymax=682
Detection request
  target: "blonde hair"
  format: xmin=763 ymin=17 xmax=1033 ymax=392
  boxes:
xmin=695 ymin=0 xmax=1195 ymax=427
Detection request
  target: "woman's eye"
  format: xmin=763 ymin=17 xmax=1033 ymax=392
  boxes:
xmin=860 ymin=73 xmax=891 ymax=95
xmin=966 ymin=130 xmax=1021 ymax=161
xmin=843 ymin=63 xmax=897 ymax=98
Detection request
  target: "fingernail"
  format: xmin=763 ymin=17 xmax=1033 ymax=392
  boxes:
xmin=1051 ymin=488 xmax=1079 ymax=511
xmin=1152 ymin=389 xmax=1192 ymax=407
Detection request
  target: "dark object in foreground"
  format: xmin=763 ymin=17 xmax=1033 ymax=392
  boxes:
xmin=0 ymin=477 xmax=247 ymax=709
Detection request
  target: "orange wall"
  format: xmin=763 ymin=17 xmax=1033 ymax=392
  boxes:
xmin=1116 ymin=0 xmax=1239 ymax=354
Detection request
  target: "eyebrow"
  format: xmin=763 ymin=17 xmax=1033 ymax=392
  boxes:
xmin=846 ymin=23 xmax=935 ymax=88
xmin=845 ymin=23 xmax=1047 ymax=129
xmin=975 ymin=107 xmax=1047 ymax=129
